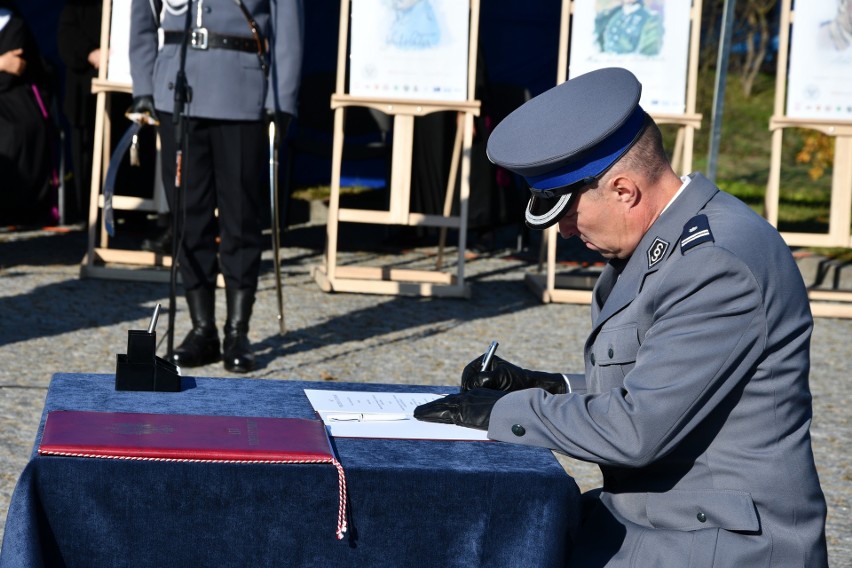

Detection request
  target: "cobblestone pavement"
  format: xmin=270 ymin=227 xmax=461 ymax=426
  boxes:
xmin=0 ymin=225 xmax=849 ymax=564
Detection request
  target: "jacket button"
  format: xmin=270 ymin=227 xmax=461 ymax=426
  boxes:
xmin=608 ymin=347 xmax=614 ymax=358
xmin=697 ymin=512 xmax=707 ymax=523
xmin=590 ymin=353 xmax=596 ymax=365
xmin=511 ymin=424 xmax=526 ymax=437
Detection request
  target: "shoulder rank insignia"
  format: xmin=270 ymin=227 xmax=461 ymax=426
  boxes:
xmin=680 ymin=214 xmax=714 ymax=253
xmin=646 ymin=237 xmax=670 ymax=269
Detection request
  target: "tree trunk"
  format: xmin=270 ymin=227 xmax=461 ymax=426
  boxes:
xmin=739 ymin=1 xmax=776 ymax=97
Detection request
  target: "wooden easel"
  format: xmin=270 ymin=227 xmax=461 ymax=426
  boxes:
xmin=765 ymin=0 xmax=852 ymax=318
xmin=526 ymin=0 xmax=703 ymax=304
xmin=311 ymin=0 xmax=481 ymax=298
xmin=80 ymin=0 xmax=171 ymax=282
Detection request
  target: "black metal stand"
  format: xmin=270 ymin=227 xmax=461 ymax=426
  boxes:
xmin=167 ymin=4 xmax=195 ymax=357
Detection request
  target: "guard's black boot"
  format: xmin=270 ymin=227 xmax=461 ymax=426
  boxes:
xmin=223 ymin=288 xmax=256 ymax=374
xmin=170 ymin=287 xmax=220 ymax=367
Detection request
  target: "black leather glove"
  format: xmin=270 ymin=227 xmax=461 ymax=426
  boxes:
xmin=125 ymin=95 xmax=160 ymax=125
xmin=413 ymin=388 xmax=507 ymax=430
xmin=461 ymin=354 xmax=567 ymax=394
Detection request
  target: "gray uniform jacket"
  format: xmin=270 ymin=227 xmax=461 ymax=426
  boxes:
xmin=489 ymin=174 xmax=828 ymax=567
xmin=129 ymin=0 xmax=304 ymax=119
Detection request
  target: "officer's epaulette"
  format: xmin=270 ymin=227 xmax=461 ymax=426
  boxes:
xmin=680 ymin=214 xmax=714 ymax=254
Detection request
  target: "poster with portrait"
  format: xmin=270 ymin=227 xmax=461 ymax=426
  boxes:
xmin=106 ymin=0 xmax=132 ymax=85
xmin=786 ymin=0 xmax=852 ymax=122
xmin=568 ymin=0 xmax=692 ymax=115
xmin=349 ymin=0 xmax=470 ymax=102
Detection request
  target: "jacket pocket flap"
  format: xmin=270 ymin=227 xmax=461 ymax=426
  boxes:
xmin=591 ymin=325 xmax=640 ymax=365
xmin=646 ymin=490 xmax=760 ymax=532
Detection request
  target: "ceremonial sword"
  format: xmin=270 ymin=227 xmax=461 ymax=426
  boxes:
xmin=102 ymin=121 xmax=145 ymax=237
xmin=269 ymin=120 xmax=286 ymax=335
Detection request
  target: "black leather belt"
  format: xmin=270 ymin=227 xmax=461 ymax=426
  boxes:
xmin=163 ymin=29 xmax=260 ymax=54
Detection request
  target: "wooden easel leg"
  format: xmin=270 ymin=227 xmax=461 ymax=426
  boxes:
xmin=537 ymin=227 xmax=547 ymax=273
xmin=437 ymin=116 xmax=464 ymax=270
xmin=84 ymin=91 xmax=108 ymax=269
xmin=765 ymin=128 xmax=784 ymax=226
xmin=456 ymin=111 xmax=474 ymax=288
xmin=388 ymin=115 xmax=415 ymax=224
xmin=545 ymin=224 xmax=558 ymax=303
xmin=99 ymin=99 xmax=113 ymax=249
xmin=682 ymin=125 xmax=695 ymax=174
xmin=325 ymin=107 xmax=346 ymax=284
xmin=828 ymin=136 xmax=852 ymax=245
xmin=672 ymin=127 xmax=685 ymax=175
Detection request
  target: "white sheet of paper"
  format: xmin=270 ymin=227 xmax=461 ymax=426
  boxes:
xmin=303 ymin=389 xmax=489 ymax=441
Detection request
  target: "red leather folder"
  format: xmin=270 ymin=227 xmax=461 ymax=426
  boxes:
xmin=38 ymin=410 xmax=348 ymax=538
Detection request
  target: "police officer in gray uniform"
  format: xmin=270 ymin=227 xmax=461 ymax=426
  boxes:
xmin=415 ymin=68 xmax=828 ymax=567
xmin=128 ymin=0 xmax=303 ymax=373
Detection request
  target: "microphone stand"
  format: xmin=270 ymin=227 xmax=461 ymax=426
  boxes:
xmin=167 ymin=3 xmax=194 ymax=357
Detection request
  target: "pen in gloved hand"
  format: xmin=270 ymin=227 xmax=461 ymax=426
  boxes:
xmin=481 ymin=341 xmax=499 ymax=371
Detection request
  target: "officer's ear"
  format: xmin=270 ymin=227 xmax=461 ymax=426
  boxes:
xmin=609 ymin=174 xmax=639 ymax=207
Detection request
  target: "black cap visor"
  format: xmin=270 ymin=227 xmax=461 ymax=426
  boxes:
xmin=525 ymin=191 xmax=578 ymax=230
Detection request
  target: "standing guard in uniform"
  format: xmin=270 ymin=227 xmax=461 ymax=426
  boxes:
xmin=414 ymin=68 xmax=828 ymax=567
xmin=128 ymin=0 xmax=304 ymax=373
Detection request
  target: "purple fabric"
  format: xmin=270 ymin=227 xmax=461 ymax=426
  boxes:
xmin=1 ymin=374 xmax=580 ymax=567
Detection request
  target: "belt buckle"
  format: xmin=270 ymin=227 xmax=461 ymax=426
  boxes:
xmin=191 ymin=28 xmax=208 ymax=50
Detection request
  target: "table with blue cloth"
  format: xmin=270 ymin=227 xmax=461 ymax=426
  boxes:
xmin=0 ymin=373 xmax=581 ymax=567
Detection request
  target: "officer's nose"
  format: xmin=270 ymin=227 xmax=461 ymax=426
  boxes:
xmin=558 ymin=215 xmax=577 ymax=239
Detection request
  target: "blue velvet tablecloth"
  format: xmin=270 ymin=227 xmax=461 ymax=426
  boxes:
xmin=0 ymin=373 xmax=580 ymax=567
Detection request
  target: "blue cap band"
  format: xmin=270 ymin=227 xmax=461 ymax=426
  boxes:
xmin=485 ymin=67 xmax=647 ymax=229
xmin=525 ymin=106 xmax=648 ymax=191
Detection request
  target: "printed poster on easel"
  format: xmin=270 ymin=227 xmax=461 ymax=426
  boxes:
xmin=349 ymin=0 xmax=469 ymax=102
xmin=568 ymin=0 xmax=692 ymax=114
xmin=786 ymin=0 xmax=852 ymax=122
xmin=106 ymin=0 xmax=132 ymax=85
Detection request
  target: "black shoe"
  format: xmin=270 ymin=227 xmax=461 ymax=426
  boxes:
xmin=223 ymin=331 xmax=255 ymax=373
xmin=171 ymin=328 xmax=220 ymax=367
